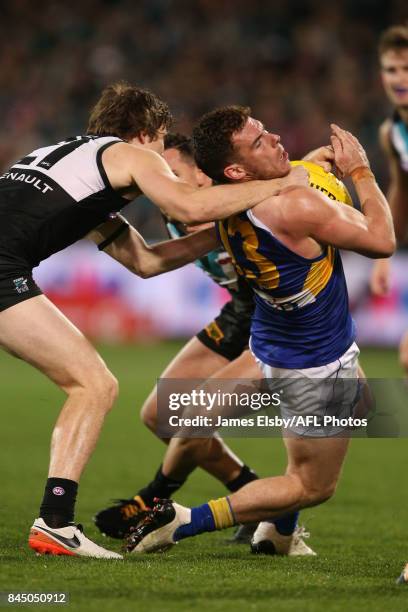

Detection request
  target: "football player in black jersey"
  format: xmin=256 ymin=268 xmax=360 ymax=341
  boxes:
xmin=369 ymin=25 xmax=408 ymax=585
xmin=370 ymin=26 xmax=408 ymax=380
xmin=0 ymin=81 xmax=308 ymax=559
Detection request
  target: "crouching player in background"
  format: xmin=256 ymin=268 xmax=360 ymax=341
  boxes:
xmin=95 ymin=133 xmax=315 ymax=554
xmin=124 ymin=109 xmax=395 ymax=555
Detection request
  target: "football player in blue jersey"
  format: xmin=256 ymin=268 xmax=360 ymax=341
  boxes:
xmin=124 ymin=108 xmax=395 ymax=555
xmin=370 ymin=25 xmax=408 ymax=379
xmin=94 ymin=132 xmax=316 ymax=554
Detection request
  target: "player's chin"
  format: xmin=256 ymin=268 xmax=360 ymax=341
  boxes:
xmin=281 ymin=158 xmax=291 ymax=175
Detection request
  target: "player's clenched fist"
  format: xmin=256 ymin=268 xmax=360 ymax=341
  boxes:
xmin=330 ymin=123 xmax=370 ymax=178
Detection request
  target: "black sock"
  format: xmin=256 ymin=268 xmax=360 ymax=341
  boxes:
xmin=226 ymin=465 xmax=259 ymax=493
xmin=137 ymin=466 xmax=185 ymax=506
xmin=39 ymin=478 xmax=78 ymax=528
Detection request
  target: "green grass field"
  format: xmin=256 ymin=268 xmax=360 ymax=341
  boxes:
xmin=0 ymin=343 xmax=407 ymax=611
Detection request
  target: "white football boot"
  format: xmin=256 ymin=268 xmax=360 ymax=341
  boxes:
xmin=251 ymin=522 xmax=316 ymax=556
xmin=126 ymin=500 xmax=191 ymax=553
xmin=29 ymin=518 xmax=123 ymax=559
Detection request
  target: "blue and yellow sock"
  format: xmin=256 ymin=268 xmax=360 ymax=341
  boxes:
xmin=273 ymin=512 xmax=299 ymax=536
xmin=174 ymin=497 xmax=235 ymax=541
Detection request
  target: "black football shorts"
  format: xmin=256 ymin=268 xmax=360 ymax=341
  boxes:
xmin=196 ymin=296 xmax=254 ymax=361
xmin=0 ymin=272 xmax=43 ymax=313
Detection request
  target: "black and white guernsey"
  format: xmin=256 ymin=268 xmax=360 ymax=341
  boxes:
xmin=390 ymin=112 xmax=408 ymax=173
xmin=0 ymin=135 xmax=126 ymax=275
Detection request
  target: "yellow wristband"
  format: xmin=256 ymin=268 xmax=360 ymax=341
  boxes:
xmin=350 ymin=166 xmax=374 ymax=183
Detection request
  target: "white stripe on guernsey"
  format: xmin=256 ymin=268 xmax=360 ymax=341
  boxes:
xmin=391 ymin=124 xmax=408 ymax=171
xmin=12 ymin=137 xmax=120 ymax=202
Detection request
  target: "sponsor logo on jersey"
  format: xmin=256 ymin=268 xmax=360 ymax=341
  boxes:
xmin=13 ymin=277 xmax=29 ymax=294
xmin=0 ymin=171 xmax=53 ymax=194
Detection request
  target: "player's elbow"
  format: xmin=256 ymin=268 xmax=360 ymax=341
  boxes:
xmin=131 ymin=259 xmax=158 ymax=279
xmin=374 ymin=235 xmax=396 ymax=258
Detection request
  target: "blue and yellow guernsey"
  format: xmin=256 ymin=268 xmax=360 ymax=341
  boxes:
xmin=217 ymin=206 xmax=356 ymax=369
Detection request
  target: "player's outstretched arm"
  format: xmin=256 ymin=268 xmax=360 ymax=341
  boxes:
xmin=276 ymin=125 xmax=396 ymax=258
xmin=104 ymin=143 xmax=309 ymax=224
xmin=88 ymin=216 xmax=218 ymax=278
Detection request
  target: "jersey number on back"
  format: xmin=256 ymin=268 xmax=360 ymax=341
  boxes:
xmin=17 ymin=136 xmax=92 ymax=170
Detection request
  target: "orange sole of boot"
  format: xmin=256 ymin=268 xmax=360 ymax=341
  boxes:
xmin=28 ymin=529 xmax=76 ymax=556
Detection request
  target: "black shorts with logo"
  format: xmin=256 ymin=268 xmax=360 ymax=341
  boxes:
xmin=196 ymin=294 xmax=254 ymax=361
xmin=0 ymin=272 xmax=43 ymax=312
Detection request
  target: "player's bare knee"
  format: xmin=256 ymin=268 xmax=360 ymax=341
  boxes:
xmin=81 ymin=368 xmax=119 ymax=412
xmin=399 ymin=336 xmax=408 ymax=372
xmin=140 ymin=399 xmax=157 ymax=431
xmin=98 ymin=370 xmax=119 ymax=410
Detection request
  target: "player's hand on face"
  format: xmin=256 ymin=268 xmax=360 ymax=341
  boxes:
xmin=330 ymin=123 xmax=370 ymax=178
xmin=303 ymin=145 xmax=334 ymax=173
xmin=370 ymin=259 xmax=391 ymax=296
xmin=280 ymin=165 xmax=309 ymax=190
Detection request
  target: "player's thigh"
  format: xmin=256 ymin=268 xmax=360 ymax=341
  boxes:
xmin=141 ymin=336 xmax=229 ymax=425
xmin=0 ymin=295 xmax=111 ymax=391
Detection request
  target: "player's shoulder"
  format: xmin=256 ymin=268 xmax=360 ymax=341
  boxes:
xmin=102 ymin=141 xmax=163 ymax=170
xmin=258 ymin=186 xmax=330 ymax=234
xmin=278 ymin=185 xmax=331 ymax=218
xmin=104 ymin=141 xmax=162 ymax=160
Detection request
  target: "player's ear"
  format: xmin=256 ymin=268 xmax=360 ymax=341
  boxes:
xmin=224 ymin=163 xmax=247 ymax=182
xmin=136 ymin=131 xmax=151 ymax=145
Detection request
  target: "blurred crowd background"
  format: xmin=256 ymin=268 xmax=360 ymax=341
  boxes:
xmin=1 ymin=0 xmax=407 ymax=344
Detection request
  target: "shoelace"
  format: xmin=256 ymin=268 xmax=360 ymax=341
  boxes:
xmin=293 ymin=525 xmax=310 ymax=543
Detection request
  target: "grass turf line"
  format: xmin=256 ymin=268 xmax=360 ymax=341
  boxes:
xmin=0 ymin=343 xmax=407 ymax=611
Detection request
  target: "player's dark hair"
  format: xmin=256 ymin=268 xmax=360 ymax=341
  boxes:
xmin=193 ymin=106 xmax=251 ymax=183
xmin=378 ymin=25 xmax=408 ymax=57
xmin=87 ymin=81 xmax=172 ymax=141
xmin=164 ymin=133 xmax=195 ymax=163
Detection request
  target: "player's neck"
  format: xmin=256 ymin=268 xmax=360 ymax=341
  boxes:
xmin=396 ymin=106 xmax=408 ymax=125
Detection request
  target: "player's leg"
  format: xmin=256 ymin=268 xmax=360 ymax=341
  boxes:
xmin=140 ymin=335 xmax=229 ymax=434
xmin=0 ymin=295 xmax=121 ymax=558
xmin=95 ymin=339 xmax=260 ymax=538
xmin=161 ymin=349 xmax=261 ymax=482
xmin=125 ymin=435 xmax=349 ymax=553
xmin=125 ymin=344 xmax=358 ymax=553
xmin=399 ymin=329 xmax=408 ymax=376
